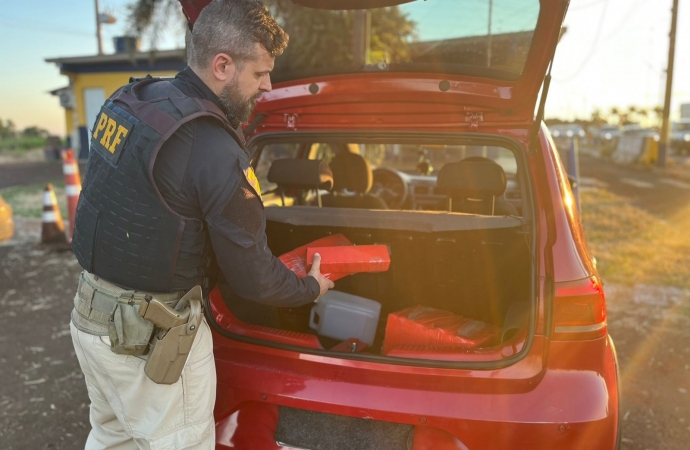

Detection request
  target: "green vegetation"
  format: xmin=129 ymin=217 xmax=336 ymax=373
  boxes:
xmin=0 ymin=118 xmax=51 ymax=153
xmin=128 ymin=0 xmax=416 ymax=73
xmin=266 ymin=2 xmax=416 ymax=74
xmin=0 ymin=136 xmax=47 ymax=152
xmin=580 ymin=188 xmax=690 ymax=287
xmin=0 ymin=182 xmax=68 ymax=219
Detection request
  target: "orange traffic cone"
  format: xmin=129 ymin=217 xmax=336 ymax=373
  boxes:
xmin=41 ymin=183 xmax=68 ymax=246
xmin=61 ymin=149 xmax=82 ymax=242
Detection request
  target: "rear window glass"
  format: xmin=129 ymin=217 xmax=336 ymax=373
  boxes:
xmin=313 ymin=143 xmax=516 ymax=176
xmin=270 ymin=0 xmax=540 ymax=82
xmin=254 ymin=140 xmax=522 ymax=216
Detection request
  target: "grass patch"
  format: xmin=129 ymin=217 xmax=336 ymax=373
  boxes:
xmin=0 ymin=137 xmax=46 ymax=152
xmin=580 ymin=188 xmax=690 ymax=287
xmin=0 ymin=182 xmax=68 ymax=219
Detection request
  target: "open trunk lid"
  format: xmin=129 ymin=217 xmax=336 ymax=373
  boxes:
xmin=183 ymin=0 xmax=569 ymax=127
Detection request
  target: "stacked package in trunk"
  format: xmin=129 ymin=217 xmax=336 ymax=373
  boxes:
xmin=383 ymin=306 xmax=500 ymax=355
xmin=279 ymin=233 xmax=390 ymax=281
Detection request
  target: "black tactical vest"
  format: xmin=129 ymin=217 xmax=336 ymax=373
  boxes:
xmin=72 ymin=77 xmax=244 ymax=293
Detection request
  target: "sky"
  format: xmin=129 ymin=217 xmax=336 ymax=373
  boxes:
xmin=0 ymin=0 xmax=688 ymax=136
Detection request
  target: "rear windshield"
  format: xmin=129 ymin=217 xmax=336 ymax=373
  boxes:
xmin=254 ymin=139 xmax=522 ymax=216
xmin=270 ymin=0 xmax=541 ymax=82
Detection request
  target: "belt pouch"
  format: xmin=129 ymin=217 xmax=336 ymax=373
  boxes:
xmin=108 ymin=301 xmax=154 ymax=356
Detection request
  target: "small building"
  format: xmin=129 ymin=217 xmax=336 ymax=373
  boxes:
xmin=46 ymin=46 xmax=186 ymax=159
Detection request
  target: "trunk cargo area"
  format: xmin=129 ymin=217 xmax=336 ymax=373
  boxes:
xmin=217 ymin=207 xmax=533 ymax=361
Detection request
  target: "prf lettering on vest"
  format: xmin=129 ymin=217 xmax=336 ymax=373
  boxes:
xmin=93 ymin=111 xmax=131 ymax=154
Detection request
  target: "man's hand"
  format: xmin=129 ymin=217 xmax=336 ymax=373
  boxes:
xmin=308 ymin=253 xmax=335 ymax=301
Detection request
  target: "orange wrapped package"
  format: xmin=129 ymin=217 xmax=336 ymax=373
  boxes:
xmin=382 ymin=306 xmax=500 ymax=355
xmin=278 ymin=234 xmax=353 ymax=281
xmin=305 ymin=245 xmax=390 ymax=274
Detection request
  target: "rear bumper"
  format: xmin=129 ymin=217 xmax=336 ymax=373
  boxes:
xmin=212 ymin=334 xmax=619 ymax=450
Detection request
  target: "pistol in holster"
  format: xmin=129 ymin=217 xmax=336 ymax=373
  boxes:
xmin=138 ymin=285 xmax=203 ymax=385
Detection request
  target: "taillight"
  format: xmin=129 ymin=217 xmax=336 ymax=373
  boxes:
xmin=552 ymin=277 xmax=607 ymax=340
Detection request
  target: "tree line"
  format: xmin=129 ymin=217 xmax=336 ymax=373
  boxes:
xmin=0 ymin=118 xmax=49 ymax=141
xmin=548 ymin=105 xmax=667 ymax=129
xmin=128 ymin=0 xmax=416 ymax=74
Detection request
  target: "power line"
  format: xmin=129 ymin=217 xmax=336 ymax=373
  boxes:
xmin=0 ymin=21 xmax=93 ymax=38
xmin=552 ymin=0 xmax=610 ymax=82
xmin=0 ymin=15 xmax=93 ymax=37
xmin=554 ymin=0 xmax=652 ymax=82
xmin=570 ymin=0 xmax=609 ymax=12
xmin=599 ymin=0 xmax=652 ymax=42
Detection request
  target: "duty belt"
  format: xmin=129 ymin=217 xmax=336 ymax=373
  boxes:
xmin=72 ymin=271 xmax=184 ymax=336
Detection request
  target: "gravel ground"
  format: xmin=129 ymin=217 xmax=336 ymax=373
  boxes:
xmin=0 ymin=219 xmax=89 ymax=449
xmin=607 ymin=285 xmax=690 ymax=450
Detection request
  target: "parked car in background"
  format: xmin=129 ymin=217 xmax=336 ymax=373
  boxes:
xmin=548 ymin=124 xmax=586 ymax=160
xmin=608 ymin=125 xmax=659 ymax=164
xmin=596 ymin=125 xmax=622 ymax=158
xmin=620 ymin=124 xmax=659 ymax=140
xmin=597 ymin=125 xmax=621 ymax=146
xmin=671 ymin=119 xmax=690 ymax=155
xmin=179 ymin=0 xmax=620 ymax=448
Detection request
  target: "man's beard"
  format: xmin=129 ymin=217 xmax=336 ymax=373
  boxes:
xmin=218 ymin=81 xmax=262 ymax=123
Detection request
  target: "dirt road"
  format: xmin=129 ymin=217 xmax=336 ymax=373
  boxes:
xmin=0 ymin=161 xmax=86 ymax=190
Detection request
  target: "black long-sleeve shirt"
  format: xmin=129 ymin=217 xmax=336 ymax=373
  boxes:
xmin=151 ymin=67 xmax=319 ymax=307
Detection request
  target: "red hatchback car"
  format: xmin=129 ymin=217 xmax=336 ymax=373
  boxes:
xmin=181 ymin=0 xmax=620 ymax=448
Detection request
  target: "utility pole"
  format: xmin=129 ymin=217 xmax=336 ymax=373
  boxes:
xmin=487 ymin=0 xmax=493 ymax=68
xmin=95 ymin=0 xmax=103 ymax=55
xmin=658 ymin=0 xmax=679 ymax=168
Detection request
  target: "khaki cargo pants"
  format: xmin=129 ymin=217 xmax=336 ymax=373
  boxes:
xmin=70 ymin=317 xmax=216 ymax=449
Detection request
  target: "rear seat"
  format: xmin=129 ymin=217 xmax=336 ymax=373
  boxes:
xmin=267 ymin=158 xmax=333 ymax=207
xmin=437 ymin=157 xmax=518 ymax=216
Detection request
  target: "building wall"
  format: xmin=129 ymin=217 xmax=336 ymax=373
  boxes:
xmin=63 ymin=70 xmax=179 ymax=158
xmin=69 ymin=71 xmax=177 ymax=127
xmin=64 ymin=107 xmax=74 ymax=138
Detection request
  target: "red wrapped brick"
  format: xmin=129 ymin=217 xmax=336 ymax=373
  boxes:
xmin=382 ymin=306 xmax=500 ymax=355
xmin=305 ymin=245 xmax=391 ymax=274
xmin=278 ymin=234 xmax=353 ymax=281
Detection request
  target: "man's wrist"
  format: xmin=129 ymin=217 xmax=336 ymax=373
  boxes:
xmin=304 ymin=275 xmax=321 ymax=301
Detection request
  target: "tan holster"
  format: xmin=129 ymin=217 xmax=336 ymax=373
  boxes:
xmin=138 ymin=285 xmax=203 ymax=385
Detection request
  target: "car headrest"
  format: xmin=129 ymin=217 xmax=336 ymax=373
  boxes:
xmin=437 ymin=157 xmax=507 ymax=198
xmin=267 ymin=159 xmax=334 ymax=191
xmin=330 ymin=152 xmax=373 ymax=194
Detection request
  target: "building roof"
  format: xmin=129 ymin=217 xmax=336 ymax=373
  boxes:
xmin=46 ymin=49 xmax=187 ymax=74
xmin=49 ymin=86 xmax=70 ymax=95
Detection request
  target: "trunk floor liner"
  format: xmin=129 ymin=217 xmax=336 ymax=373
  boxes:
xmin=275 ymin=406 xmax=414 ymax=450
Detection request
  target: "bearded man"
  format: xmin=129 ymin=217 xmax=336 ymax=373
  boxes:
xmin=68 ymin=1 xmax=333 ymax=448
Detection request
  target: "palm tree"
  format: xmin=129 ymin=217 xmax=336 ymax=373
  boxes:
xmin=651 ymin=106 xmax=664 ymax=129
xmin=609 ymin=107 xmax=621 ymax=126
xmin=626 ymin=105 xmax=638 ymax=124
xmin=590 ymin=108 xmax=606 ymax=126
xmin=128 ymin=0 xmax=183 ymax=45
